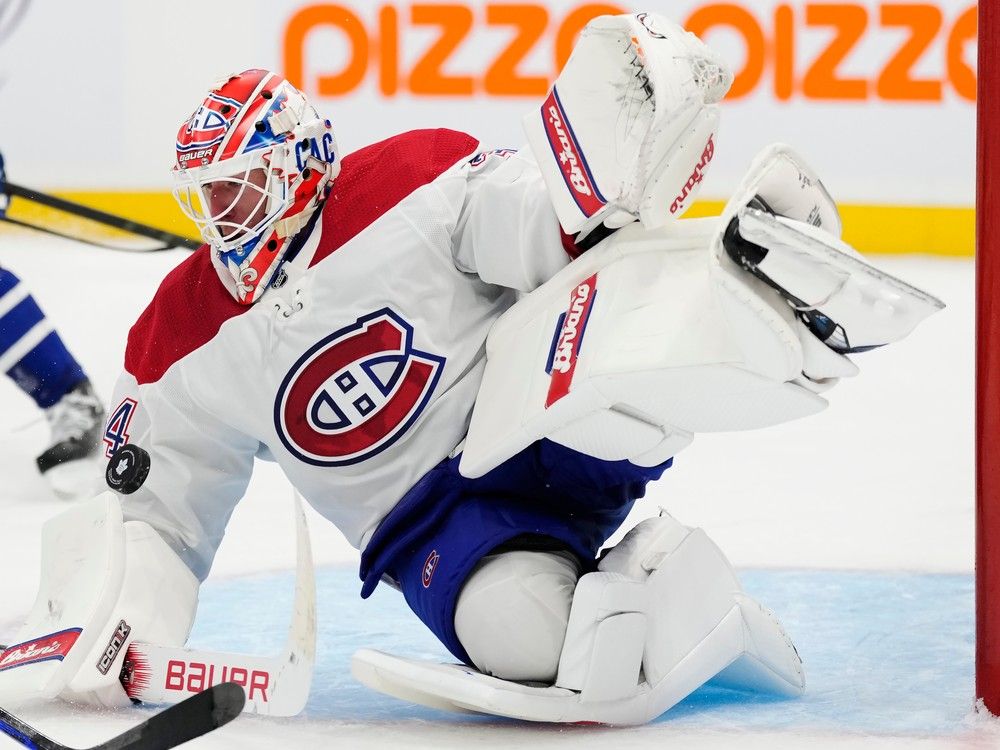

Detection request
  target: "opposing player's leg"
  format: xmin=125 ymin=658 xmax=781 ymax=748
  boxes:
xmin=0 ymin=265 xmax=105 ymax=494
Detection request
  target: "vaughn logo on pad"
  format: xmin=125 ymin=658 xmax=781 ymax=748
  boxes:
xmin=0 ymin=628 xmax=83 ymax=672
xmin=545 ymin=274 xmax=598 ymax=407
xmin=541 ymin=88 xmax=606 ymax=218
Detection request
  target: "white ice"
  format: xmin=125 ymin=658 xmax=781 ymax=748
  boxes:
xmin=0 ymin=232 xmax=982 ymax=748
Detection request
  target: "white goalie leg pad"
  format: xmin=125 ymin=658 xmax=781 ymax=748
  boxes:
xmin=597 ymin=515 xmax=804 ymax=701
xmin=352 ymin=514 xmax=803 ymax=725
xmin=454 ymin=550 xmax=581 ymax=683
xmin=713 ymin=143 xmax=944 ymax=390
xmin=458 ymin=218 xmax=827 ymax=478
xmin=524 ymin=12 xmax=732 ymax=235
xmin=0 ymin=491 xmax=198 ymax=707
xmin=554 ymin=514 xmax=804 ymax=718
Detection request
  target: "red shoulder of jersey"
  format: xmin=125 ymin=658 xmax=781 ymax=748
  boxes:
xmin=310 ymin=128 xmax=480 ymax=266
xmin=125 ymin=249 xmax=247 ymax=385
xmin=124 ymin=129 xmax=479 ymax=385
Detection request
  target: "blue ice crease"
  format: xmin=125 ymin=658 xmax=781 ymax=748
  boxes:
xmin=187 ymin=567 xmax=973 ymax=733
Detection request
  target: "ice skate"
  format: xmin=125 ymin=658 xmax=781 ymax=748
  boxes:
xmin=36 ymin=378 xmax=105 ymax=499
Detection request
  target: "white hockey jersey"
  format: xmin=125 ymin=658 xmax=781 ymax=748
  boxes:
xmin=102 ymin=129 xmax=576 ymax=580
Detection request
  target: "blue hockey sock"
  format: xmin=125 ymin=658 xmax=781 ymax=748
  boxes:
xmin=0 ymin=267 xmax=87 ymax=409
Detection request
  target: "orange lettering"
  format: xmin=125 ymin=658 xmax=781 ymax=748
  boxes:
xmin=803 ymin=4 xmax=868 ymax=100
xmin=485 ymin=4 xmax=549 ymax=96
xmin=774 ymin=4 xmax=795 ymax=100
xmin=877 ymin=4 xmax=943 ymax=101
xmin=947 ymin=5 xmax=977 ymax=102
xmin=378 ymin=5 xmax=400 ymax=96
xmin=409 ymin=4 xmax=474 ymax=95
xmin=280 ymin=2 xmax=978 ymax=104
xmin=283 ymin=5 xmax=369 ymax=96
xmin=686 ymin=3 xmax=765 ymax=100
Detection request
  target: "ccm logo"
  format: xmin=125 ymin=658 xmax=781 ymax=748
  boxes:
xmin=96 ymin=620 xmax=131 ymax=675
xmin=284 ymin=3 xmax=626 ymax=97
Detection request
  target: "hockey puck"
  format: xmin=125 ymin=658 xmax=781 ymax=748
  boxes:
xmin=106 ymin=444 xmax=151 ymax=494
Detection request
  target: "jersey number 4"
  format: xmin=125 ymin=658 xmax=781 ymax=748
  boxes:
xmin=103 ymin=397 xmax=138 ymax=458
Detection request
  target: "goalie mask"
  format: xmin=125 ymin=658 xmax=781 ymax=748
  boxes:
xmin=172 ymin=69 xmax=340 ymax=305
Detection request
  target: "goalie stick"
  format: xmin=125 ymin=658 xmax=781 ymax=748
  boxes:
xmin=119 ymin=492 xmax=316 ymax=717
xmin=0 ymin=182 xmax=201 ymax=252
xmin=0 ymin=215 xmax=173 ymax=253
xmin=0 ymin=681 xmax=245 ymax=750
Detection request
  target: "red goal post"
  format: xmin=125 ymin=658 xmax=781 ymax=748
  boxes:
xmin=978 ymin=0 xmax=999 ymax=714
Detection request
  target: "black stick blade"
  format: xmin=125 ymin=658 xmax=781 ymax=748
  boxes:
xmin=99 ymin=682 xmax=245 ymax=750
xmin=0 ymin=706 xmax=54 ymax=749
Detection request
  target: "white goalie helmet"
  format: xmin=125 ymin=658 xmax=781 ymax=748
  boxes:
xmin=172 ymin=69 xmax=340 ymax=304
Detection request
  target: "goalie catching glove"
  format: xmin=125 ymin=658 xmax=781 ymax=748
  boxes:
xmin=524 ymin=12 xmax=733 ymax=237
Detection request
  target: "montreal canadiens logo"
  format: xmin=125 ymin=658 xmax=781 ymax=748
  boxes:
xmin=274 ymin=309 xmax=446 ymax=467
xmin=422 ymin=550 xmax=440 ymax=588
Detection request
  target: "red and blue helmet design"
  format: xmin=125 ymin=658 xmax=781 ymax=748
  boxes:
xmin=172 ymin=69 xmax=340 ymax=305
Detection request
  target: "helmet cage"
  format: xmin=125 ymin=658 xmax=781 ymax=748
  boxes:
xmin=172 ymin=147 xmax=291 ymax=260
xmin=172 ymin=69 xmax=340 ymax=305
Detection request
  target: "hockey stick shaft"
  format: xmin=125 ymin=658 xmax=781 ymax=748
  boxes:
xmin=0 ymin=681 xmax=245 ymax=750
xmin=122 ymin=492 xmax=316 ymax=717
xmin=0 ymin=215 xmax=178 ymax=253
xmin=3 ymin=182 xmax=201 ymax=251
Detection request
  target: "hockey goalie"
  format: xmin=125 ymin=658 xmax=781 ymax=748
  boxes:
xmin=0 ymin=12 xmax=942 ymax=725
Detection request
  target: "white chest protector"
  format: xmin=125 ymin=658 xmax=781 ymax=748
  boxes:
xmin=104 ymin=132 xmax=573 ymax=580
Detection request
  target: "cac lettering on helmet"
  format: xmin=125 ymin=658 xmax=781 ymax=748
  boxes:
xmin=281 ymin=2 xmax=976 ymax=103
xmin=294 ymin=131 xmax=337 ymax=172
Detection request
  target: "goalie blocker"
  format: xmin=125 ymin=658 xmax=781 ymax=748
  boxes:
xmin=524 ymin=12 xmax=733 ymax=237
xmin=458 ymin=143 xmax=944 ymax=478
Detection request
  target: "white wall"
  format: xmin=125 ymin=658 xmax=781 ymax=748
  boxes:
xmin=0 ymin=0 xmax=976 ymax=205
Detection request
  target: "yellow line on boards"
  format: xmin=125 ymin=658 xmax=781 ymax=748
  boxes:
xmin=684 ymin=201 xmax=974 ymax=257
xmin=0 ymin=192 xmax=976 ymax=258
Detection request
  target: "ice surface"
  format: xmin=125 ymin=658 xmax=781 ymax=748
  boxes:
xmin=0 ymin=232 xmax=979 ymax=748
xmin=185 ymin=567 xmax=976 ymax=734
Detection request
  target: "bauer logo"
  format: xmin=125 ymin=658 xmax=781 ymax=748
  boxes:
xmin=541 ymin=88 xmax=606 ymax=218
xmin=176 ymin=92 xmax=240 ymax=164
xmin=670 ymin=134 xmax=715 ymax=215
xmin=0 ymin=628 xmax=83 ymax=673
xmin=422 ymin=549 xmax=441 ymax=588
xmin=545 ymin=275 xmax=598 ymax=408
xmin=274 ymin=308 xmax=445 ymax=466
